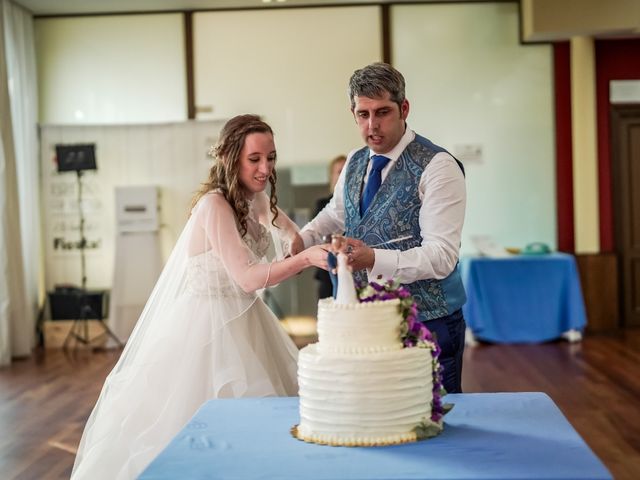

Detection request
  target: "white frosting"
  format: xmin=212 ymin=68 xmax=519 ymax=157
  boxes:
xmin=316 ymin=297 xmax=403 ymax=354
xmin=297 ymin=344 xmax=433 ymax=445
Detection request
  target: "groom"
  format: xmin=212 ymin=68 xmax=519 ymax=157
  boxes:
xmin=292 ymin=62 xmax=467 ymax=394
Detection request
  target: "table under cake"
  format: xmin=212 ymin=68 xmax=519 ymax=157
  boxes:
xmin=139 ymin=392 xmax=611 ymax=479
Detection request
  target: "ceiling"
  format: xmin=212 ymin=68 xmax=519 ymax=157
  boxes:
xmin=13 ymin=0 xmax=452 ymax=17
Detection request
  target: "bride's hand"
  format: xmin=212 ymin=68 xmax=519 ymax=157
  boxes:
xmin=302 ymin=244 xmax=330 ymax=270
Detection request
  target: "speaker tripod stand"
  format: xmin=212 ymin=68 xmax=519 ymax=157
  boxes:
xmin=62 ymin=169 xmax=123 ymax=351
xmin=62 ymin=289 xmax=122 ymax=350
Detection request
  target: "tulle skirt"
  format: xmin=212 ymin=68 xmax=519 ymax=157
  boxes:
xmin=71 ymin=295 xmax=298 ymax=480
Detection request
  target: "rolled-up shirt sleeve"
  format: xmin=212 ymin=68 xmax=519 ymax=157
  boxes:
xmin=300 ymin=153 xmax=351 ymax=247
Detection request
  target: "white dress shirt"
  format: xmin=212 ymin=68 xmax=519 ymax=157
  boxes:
xmin=300 ymin=126 xmax=466 ymax=282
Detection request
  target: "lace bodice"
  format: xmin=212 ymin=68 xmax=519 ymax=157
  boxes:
xmin=185 ymin=218 xmax=270 ymax=297
xmin=243 ymin=218 xmax=270 ymax=259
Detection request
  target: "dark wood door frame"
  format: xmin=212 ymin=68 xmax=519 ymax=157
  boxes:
xmin=610 ymin=104 xmax=640 ymax=327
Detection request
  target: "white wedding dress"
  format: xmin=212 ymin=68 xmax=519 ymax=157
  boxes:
xmin=71 ymin=191 xmax=299 ymax=480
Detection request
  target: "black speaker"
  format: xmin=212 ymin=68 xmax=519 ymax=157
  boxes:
xmin=55 ymin=144 xmax=97 ymax=172
xmin=48 ymin=288 xmax=109 ymax=320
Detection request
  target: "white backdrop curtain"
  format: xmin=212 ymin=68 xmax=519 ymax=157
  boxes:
xmin=0 ymin=0 xmax=39 ymax=365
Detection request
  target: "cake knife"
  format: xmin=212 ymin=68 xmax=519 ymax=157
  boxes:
xmin=321 ymin=234 xmax=414 ymax=249
xmin=369 ymin=235 xmax=414 ymax=248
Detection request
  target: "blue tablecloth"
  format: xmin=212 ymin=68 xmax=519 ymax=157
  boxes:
xmin=139 ymin=393 xmax=611 ymax=480
xmin=460 ymin=253 xmax=587 ymax=343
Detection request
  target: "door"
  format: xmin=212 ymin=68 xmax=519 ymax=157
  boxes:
xmin=611 ymin=105 xmax=640 ymax=327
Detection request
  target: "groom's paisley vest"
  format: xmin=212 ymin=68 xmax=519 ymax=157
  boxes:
xmin=344 ymin=134 xmax=466 ymax=322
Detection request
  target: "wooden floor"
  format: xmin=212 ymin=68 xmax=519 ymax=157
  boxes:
xmin=1 ymin=328 xmax=639 ymax=480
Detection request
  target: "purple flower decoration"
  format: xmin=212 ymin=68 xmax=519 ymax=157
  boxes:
xmin=356 ymin=277 xmax=447 ymax=424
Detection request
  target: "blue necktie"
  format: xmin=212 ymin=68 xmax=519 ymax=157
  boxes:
xmin=360 ymin=155 xmax=390 ymax=214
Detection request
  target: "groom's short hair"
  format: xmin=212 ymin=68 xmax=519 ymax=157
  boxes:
xmin=348 ymin=62 xmax=406 ymax=111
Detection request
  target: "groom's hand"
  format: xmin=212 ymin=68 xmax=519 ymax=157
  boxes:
xmin=342 ymin=238 xmax=375 ymax=271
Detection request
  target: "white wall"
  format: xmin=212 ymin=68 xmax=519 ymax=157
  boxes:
xmin=193 ymin=6 xmax=380 ymax=166
xmin=35 ymin=14 xmax=186 ymax=124
xmin=393 ymin=3 xmax=556 ymax=254
xmin=39 ymin=120 xmax=225 ymax=291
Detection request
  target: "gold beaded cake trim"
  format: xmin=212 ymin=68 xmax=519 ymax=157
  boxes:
xmin=290 ymin=425 xmax=418 ymax=447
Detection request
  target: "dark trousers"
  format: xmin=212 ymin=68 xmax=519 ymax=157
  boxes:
xmin=423 ymin=309 xmax=466 ymax=394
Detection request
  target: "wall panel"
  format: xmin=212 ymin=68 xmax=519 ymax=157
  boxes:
xmin=393 ymin=3 xmax=555 ymax=254
xmin=193 ymin=7 xmax=380 ymax=166
xmin=35 ymin=14 xmax=186 ymax=124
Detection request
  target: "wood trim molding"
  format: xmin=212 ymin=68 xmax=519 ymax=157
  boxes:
xmin=381 ymin=4 xmax=391 ymax=64
xmin=184 ymin=12 xmax=195 ymax=120
xmin=574 ymin=252 xmax=620 ymax=333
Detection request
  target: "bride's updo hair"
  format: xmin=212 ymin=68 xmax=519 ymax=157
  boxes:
xmin=192 ymin=114 xmax=279 ymax=236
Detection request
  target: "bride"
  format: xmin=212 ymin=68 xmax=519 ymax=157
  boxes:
xmin=71 ymin=114 xmax=329 ymax=479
